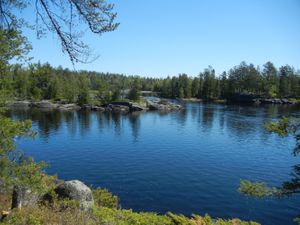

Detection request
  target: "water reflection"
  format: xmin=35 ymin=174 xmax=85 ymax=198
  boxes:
xmin=128 ymin=112 xmax=141 ymax=142
xmin=111 ymin=112 xmax=122 ymax=136
xmin=6 ymin=103 xmax=300 ymax=225
xmin=77 ymin=110 xmax=91 ymax=137
xmin=282 ymin=164 xmax=300 ymax=196
xmin=201 ymin=105 xmax=215 ymax=130
xmin=172 ymin=109 xmax=188 ymax=128
xmin=64 ymin=111 xmax=78 ymax=137
xmin=7 ymin=103 xmax=300 ymax=143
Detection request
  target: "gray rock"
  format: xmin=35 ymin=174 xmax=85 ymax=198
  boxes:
xmin=131 ymin=104 xmax=145 ymax=111
xmin=81 ymin=104 xmax=92 ymax=110
xmin=107 ymin=104 xmax=130 ymax=113
xmin=107 ymin=101 xmax=146 ymax=112
xmin=147 ymin=100 xmax=183 ymax=111
xmin=91 ymin=106 xmax=105 ymax=111
xmin=274 ymin=98 xmax=282 ymax=104
xmin=109 ymin=102 xmax=132 ymax=107
xmin=281 ymin=98 xmax=293 ymax=104
xmin=8 ymin=101 xmax=31 ymax=108
xmin=11 ymin=186 xmax=40 ymax=209
xmin=55 ymin=180 xmax=94 ymax=211
xmin=32 ymin=100 xmax=59 ymax=109
xmin=260 ymin=98 xmax=274 ymax=104
xmin=58 ymin=104 xmax=81 ymax=111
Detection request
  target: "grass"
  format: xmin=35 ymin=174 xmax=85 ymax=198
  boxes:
xmin=0 ymin=187 xmax=260 ymax=225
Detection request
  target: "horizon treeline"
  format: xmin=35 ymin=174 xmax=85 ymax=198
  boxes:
xmin=1 ymin=61 xmax=300 ymax=105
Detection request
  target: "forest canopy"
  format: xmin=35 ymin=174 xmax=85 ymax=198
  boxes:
xmin=1 ymin=61 xmax=299 ymax=105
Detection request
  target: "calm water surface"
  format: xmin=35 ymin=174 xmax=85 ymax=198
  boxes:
xmin=8 ymin=103 xmax=300 ymax=225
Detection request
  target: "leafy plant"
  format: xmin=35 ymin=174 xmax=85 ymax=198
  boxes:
xmin=92 ymin=188 xmax=118 ymax=209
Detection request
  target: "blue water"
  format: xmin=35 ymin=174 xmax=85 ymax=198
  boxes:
xmin=8 ymin=103 xmax=300 ymax=225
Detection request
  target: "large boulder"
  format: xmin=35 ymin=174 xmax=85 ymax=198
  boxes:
xmin=55 ymin=180 xmax=94 ymax=211
xmin=11 ymin=186 xmax=40 ymax=209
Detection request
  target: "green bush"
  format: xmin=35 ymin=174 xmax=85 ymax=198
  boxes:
xmin=92 ymin=188 xmax=119 ymax=209
xmin=93 ymin=207 xmax=172 ymax=225
xmin=93 ymin=207 xmax=260 ymax=225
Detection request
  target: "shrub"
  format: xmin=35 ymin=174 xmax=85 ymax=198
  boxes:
xmin=92 ymin=188 xmax=118 ymax=209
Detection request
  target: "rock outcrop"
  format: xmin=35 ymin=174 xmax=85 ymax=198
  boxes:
xmin=100 ymin=101 xmax=146 ymax=113
xmin=229 ymin=94 xmax=296 ymax=105
xmin=8 ymin=100 xmax=81 ymax=111
xmin=8 ymin=99 xmax=184 ymax=113
xmin=106 ymin=104 xmax=130 ymax=113
xmin=91 ymin=106 xmax=105 ymax=111
xmin=58 ymin=104 xmax=81 ymax=111
xmin=10 ymin=180 xmax=93 ymax=211
xmin=11 ymin=186 xmax=40 ymax=209
xmin=31 ymin=100 xmax=59 ymax=109
xmin=54 ymin=180 xmax=94 ymax=211
xmin=8 ymin=101 xmax=31 ymax=108
xmin=146 ymin=99 xmax=183 ymax=111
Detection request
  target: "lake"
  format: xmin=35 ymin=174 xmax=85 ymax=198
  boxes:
xmin=7 ymin=103 xmax=300 ymax=225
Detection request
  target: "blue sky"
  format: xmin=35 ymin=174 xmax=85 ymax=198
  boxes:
xmin=22 ymin=0 xmax=300 ymax=77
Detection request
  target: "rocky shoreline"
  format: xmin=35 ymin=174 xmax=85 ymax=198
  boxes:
xmin=229 ymin=93 xmax=297 ymax=105
xmin=7 ymin=99 xmax=184 ymax=113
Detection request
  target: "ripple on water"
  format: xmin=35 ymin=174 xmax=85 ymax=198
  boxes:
xmin=8 ymin=103 xmax=300 ymax=225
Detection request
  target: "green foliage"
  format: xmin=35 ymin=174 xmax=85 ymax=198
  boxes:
xmin=0 ymin=116 xmax=34 ymax=153
xmin=239 ymin=117 xmax=300 ymax=222
xmin=0 ymin=114 xmax=55 ymax=193
xmin=268 ymin=85 xmax=277 ymax=98
xmin=264 ymin=117 xmax=292 ymax=137
xmin=201 ymin=67 xmax=219 ymax=100
xmin=93 ymin=207 xmax=171 ymax=225
xmin=262 ymin=62 xmax=279 ymax=97
xmin=92 ymin=188 xmax=119 ymax=209
xmin=294 ymin=216 xmax=300 ymax=225
xmin=1 ymin=61 xmax=300 ymax=104
xmin=279 ymin=65 xmax=293 ymax=97
xmin=1 ymin=183 xmax=261 ymax=224
xmin=93 ymin=207 xmax=260 ymax=225
xmin=111 ymin=88 xmax=121 ymax=102
xmin=77 ymin=89 xmax=91 ymax=106
xmin=30 ymin=87 xmax=42 ymax=100
xmin=0 ymin=29 xmax=31 ymax=104
xmin=1 ymin=202 xmax=95 ymax=225
xmin=238 ymin=180 xmax=279 ymax=198
xmin=179 ymin=87 xmax=185 ymax=98
xmin=63 ymin=81 xmax=78 ymax=103
xmin=166 ymin=212 xmax=192 ymax=225
xmin=127 ymin=79 xmax=141 ymax=101
xmin=0 ymin=29 xmax=31 ymax=73
xmin=265 ymin=117 xmax=300 ymax=156
xmin=97 ymin=82 xmax=112 ymax=104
